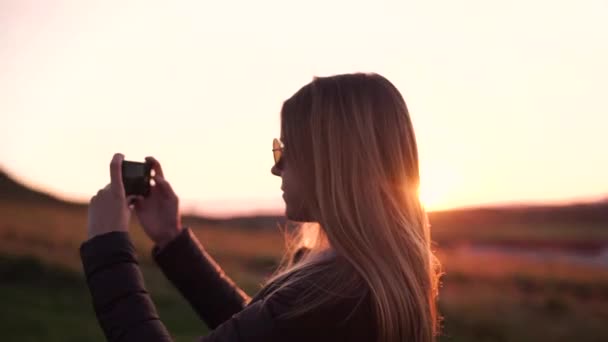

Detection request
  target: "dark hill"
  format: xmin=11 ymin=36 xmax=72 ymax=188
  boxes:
xmin=0 ymin=169 xmax=80 ymax=208
xmin=428 ymin=201 xmax=608 ymax=228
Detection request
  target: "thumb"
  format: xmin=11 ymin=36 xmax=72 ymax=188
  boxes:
xmin=110 ymin=153 xmax=125 ymax=196
xmin=126 ymin=195 xmax=144 ymax=208
xmin=153 ymin=174 xmax=173 ymax=196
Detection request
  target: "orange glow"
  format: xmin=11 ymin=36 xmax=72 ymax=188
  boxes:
xmin=418 ymin=165 xmax=460 ymax=211
xmin=419 ymin=186 xmax=443 ymax=212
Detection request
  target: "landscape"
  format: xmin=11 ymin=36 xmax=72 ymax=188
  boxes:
xmin=1 ymin=168 xmax=607 ymax=342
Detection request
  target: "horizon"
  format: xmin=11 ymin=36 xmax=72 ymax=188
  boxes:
xmin=1 ymin=1 xmax=607 ymax=216
xmin=2 ymin=164 xmax=605 ymax=219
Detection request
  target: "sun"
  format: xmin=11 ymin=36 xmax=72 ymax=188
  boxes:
xmin=419 ymin=185 xmax=445 ymax=211
xmin=418 ymin=167 xmax=458 ymax=211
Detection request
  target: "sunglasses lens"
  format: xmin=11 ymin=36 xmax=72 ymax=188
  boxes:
xmin=273 ymin=138 xmax=282 ymax=164
xmin=273 ymin=150 xmax=281 ymax=164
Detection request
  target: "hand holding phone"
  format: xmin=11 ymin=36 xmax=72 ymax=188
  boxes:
xmin=126 ymin=157 xmax=183 ymax=248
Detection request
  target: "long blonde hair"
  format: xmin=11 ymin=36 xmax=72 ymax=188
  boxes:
xmin=263 ymin=73 xmax=443 ymax=342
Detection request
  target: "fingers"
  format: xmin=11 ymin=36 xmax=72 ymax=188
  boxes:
xmin=145 ymin=156 xmax=174 ymax=197
xmin=97 ymin=185 xmax=105 ymax=196
xmin=152 ymin=174 xmax=173 ymax=197
xmin=145 ymin=156 xmax=164 ymax=178
xmin=110 ymin=153 xmax=125 ymax=195
xmin=94 ymin=184 xmax=111 ymax=197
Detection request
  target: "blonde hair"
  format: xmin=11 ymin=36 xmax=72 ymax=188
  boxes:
xmin=263 ymin=73 xmax=443 ymax=341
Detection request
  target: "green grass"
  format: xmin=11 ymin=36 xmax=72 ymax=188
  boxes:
xmin=0 ymin=254 xmax=208 ymax=342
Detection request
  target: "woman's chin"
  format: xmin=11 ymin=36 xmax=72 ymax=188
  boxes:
xmin=284 ymin=207 xmax=296 ymax=221
xmin=284 ymin=205 xmax=299 ymax=221
xmin=285 ymin=205 xmax=313 ymax=222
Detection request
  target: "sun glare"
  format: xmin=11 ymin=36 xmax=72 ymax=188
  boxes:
xmin=419 ymin=185 xmax=444 ymax=211
xmin=418 ymin=167 xmax=459 ymax=211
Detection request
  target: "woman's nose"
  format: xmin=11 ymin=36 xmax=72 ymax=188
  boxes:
xmin=271 ymin=163 xmax=282 ymax=177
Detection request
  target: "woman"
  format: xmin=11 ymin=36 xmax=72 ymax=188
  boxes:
xmin=81 ymin=73 xmax=443 ymax=341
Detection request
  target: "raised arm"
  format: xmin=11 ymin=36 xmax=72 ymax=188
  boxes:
xmin=125 ymin=157 xmax=249 ymax=326
xmin=151 ymin=227 xmax=251 ymax=328
xmin=80 ymin=232 xmax=174 ymax=341
xmin=81 ymin=231 xmax=263 ymax=341
xmin=80 ymin=231 xmax=373 ymax=342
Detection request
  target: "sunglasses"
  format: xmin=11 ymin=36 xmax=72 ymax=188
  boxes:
xmin=272 ymin=138 xmax=284 ymax=165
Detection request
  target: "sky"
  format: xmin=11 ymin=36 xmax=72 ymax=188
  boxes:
xmin=1 ymin=0 xmax=607 ymax=217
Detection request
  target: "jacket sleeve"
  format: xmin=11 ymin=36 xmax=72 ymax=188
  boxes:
xmin=79 ymin=231 xmax=317 ymax=342
xmin=151 ymin=227 xmax=251 ymax=329
xmin=194 ymin=277 xmax=368 ymax=342
xmin=80 ymin=231 xmax=369 ymax=342
xmin=80 ymin=231 xmax=174 ymax=342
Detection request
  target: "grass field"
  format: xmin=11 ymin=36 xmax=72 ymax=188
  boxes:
xmin=1 ymin=197 xmax=607 ymax=341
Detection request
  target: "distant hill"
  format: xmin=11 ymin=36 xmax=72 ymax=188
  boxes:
xmin=0 ymin=168 xmax=282 ymax=227
xmin=182 ymin=214 xmax=289 ymax=230
xmin=0 ymin=167 xmax=606 ymax=229
xmin=429 ymin=201 xmax=608 ymax=228
xmin=0 ymin=169 xmax=82 ymax=208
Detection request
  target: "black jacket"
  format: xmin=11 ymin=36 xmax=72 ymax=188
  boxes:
xmin=79 ymin=228 xmax=376 ymax=341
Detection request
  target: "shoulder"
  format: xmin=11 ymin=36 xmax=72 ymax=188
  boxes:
xmin=260 ymin=256 xmax=376 ymax=341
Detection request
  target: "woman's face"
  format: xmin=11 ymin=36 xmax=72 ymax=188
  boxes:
xmin=270 ymin=140 xmax=314 ymax=222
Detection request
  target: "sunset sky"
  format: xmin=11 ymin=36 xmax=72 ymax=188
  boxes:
xmin=1 ymin=1 xmax=607 ymax=217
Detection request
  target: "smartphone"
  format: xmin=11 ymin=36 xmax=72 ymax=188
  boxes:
xmin=122 ymin=160 xmax=152 ymax=197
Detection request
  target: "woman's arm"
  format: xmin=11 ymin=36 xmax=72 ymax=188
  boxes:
xmin=81 ymin=230 xmax=267 ymax=341
xmin=80 ymin=231 xmax=173 ymax=341
xmin=80 ymin=230 xmax=250 ymax=340
xmin=151 ymin=227 xmax=251 ymax=328
xmin=81 ymin=230 xmax=272 ymax=341
xmin=81 ymin=231 xmax=373 ymax=342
